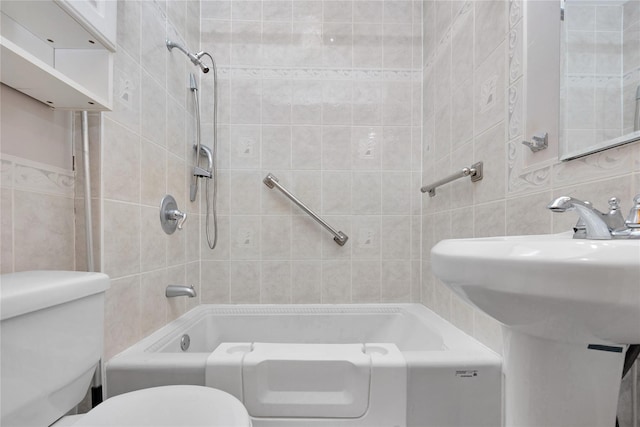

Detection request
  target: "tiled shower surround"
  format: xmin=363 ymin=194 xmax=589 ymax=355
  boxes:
xmin=1 ymin=0 xmax=639 ymax=421
xmin=197 ymin=0 xmax=423 ymax=306
xmin=98 ymin=0 xmax=202 ymax=359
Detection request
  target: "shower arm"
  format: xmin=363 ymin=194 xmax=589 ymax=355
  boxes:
xmin=166 ymin=39 xmax=209 ymax=73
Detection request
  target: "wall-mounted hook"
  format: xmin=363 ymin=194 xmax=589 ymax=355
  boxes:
xmin=160 ymin=195 xmax=187 ymax=234
xmin=522 ymin=132 xmax=548 ymax=152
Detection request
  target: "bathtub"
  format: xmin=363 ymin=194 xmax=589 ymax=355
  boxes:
xmin=105 ymin=304 xmax=502 ymax=427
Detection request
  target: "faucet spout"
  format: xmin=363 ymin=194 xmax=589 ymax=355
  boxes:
xmin=547 ymin=196 xmax=612 ymax=239
xmin=166 ymin=285 xmax=197 ymax=298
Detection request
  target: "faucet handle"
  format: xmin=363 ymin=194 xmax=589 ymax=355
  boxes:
xmin=606 ymin=197 xmax=626 ymax=230
xmin=625 ymin=194 xmax=640 ymax=228
xmin=608 ymin=197 xmax=620 ymax=212
xmin=170 ymin=209 xmax=187 ymax=230
xmin=160 ymin=195 xmax=187 ymax=234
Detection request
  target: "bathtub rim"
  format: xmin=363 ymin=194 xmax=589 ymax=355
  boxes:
xmin=107 ymin=303 xmax=500 ymax=364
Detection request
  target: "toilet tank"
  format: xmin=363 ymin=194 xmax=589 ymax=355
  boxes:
xmin=0 ymin=271 xmax=110 ymax=427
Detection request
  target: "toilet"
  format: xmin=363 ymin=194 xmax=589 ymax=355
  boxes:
xmin=0 ymin=271 xmax=251 ymax=427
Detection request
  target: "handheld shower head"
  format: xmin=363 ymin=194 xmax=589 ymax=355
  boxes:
xmin=197 ymin=61 xmax=210 ymax=74
xmin=166 ymin=39 xmax=209 ymax=73
xmin=193 ymin=52 xmax=210 ymax=73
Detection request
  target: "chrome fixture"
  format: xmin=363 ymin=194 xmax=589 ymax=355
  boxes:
xmin=420 ymin=162 xmax=483 ymax=197
xmin=180 ymin=334 xmax=191 ymax=351
xmin=522 ymin=132 xmax=548 ymax=152
xmin=263 ymin=173 xmax=348 ymax=246
xmin=192 ymin=145 xmax=213 ymax=180
xmin=167 ymin=37 xmax=220 ymax=249
xmin=189 ymin=73 xmax=211 ymax=202
xmin=166 ymin=39 xmax=209 ymax=73
xmin=622 ymin=194 xmax=640 ymax=230
xmin=80 ymin=111 xmax=95 ymax=272
xmin=548 ymin=195 xmax=640 ymax=239
xmin=165 ymin=285 xmax=197 ymax=298
xmin=160 ymin=195 xmax=187 ymax=235
xmin=571 ymin=200 xmax=593 ymax=239
xmin=177 ymin=47 xmax=219 ymax=251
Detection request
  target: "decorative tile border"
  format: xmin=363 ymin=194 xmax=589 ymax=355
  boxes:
xmin=507 ymin=141 xmax=552 ymax=194
xmin=509 ymin=0 xmax=522 ymax=28
xmin=566 ymin=74 xmax=622 ymax=88
xmin=0 ymin=159 xmax=12 ymax=189
xmin=508 ymin=21 xmax=523 ymax=84
xmin=0 ymin=155 xmax=74 ymax=197
xmin=551 ymin=144 xmax=634 ymax=188
xmin=506 ymin=0 xmax=553 ymax=195
xmin=219 ymin=66 xmax=421 ymax=82
xmin=508 ymin=79 xmax=523 ymax=141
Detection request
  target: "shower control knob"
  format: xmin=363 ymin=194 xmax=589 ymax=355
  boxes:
xmin=160 ymin=195 xmax=187 ymax=234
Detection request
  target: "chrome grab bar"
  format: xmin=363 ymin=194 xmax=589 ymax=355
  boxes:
xmin=263 ymin=173 xmax=349 ymax=246
xmin=420 ymin=161 xmax=483 ymax=197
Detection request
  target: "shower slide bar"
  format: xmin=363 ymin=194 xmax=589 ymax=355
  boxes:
xmin=263 ymin=173 xmax=349 ymax=246
xmin=420 ymin=161 xmax=483 ymax=197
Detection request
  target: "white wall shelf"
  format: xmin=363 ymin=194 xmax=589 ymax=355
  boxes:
xmin=0 ymin=0 xmax=115 ymax=111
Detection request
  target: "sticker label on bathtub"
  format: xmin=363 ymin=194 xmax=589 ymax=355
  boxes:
xmin=455 ymin=370 xmax=478 ymax=378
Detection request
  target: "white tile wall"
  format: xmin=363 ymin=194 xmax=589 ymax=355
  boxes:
xmin=422 ymin=0 xmax=640 ymax=363
xmin=198 ymin=0 xmax=423 ymax=305
xmin=100 ymin=0 xmax=202 ymax=359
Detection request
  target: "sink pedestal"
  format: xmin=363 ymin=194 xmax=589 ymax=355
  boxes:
xmin=503 ymin=328 xmax=625 ymax=427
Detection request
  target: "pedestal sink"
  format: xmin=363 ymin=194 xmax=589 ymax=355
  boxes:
xmin=431 ymin=231 xmax=640 ymax=427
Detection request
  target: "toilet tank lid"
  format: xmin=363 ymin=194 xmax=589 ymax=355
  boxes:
xmin=1 ymin=271 xmax=110 ymax=320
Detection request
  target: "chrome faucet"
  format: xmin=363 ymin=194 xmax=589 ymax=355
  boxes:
xmin=548 ymin=195 xmax=640 ymax=239
xmin=166 ymin=285 xmax=197 ymax=298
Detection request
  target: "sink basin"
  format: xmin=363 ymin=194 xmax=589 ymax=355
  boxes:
xmin=431 ymin=232 xmax=640 ymax=427
xmin=431 ymin=231 xmax=640 ymax=344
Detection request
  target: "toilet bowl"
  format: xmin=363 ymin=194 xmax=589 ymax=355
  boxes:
xmin=0 ymin=271 xmax=252 ymax=427
xmin=59 ymin=386 xmax=251 ymax=426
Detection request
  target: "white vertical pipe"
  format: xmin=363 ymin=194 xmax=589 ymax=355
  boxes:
xmin=633 ymin=361 xmax=638 ymax=427
xmin=81 ymin=111 xmax=102 ymax=397
xmin=81 ymin=111 xmax=94 ymax=273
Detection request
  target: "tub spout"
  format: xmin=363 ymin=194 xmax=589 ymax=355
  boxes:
xmin=166 ymin=285 xmax=197 ymax=298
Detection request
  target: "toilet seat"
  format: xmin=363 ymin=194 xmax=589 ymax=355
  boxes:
xmin=73 ymin=385 xmax=252 ymax=426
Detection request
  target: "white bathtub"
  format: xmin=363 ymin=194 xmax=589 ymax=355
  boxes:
xmin=105 ymin=304 xmax=502 ymax=427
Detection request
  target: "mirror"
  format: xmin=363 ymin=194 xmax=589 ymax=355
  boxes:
xmin=559 ymin=0 xmax=640 ymax=161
